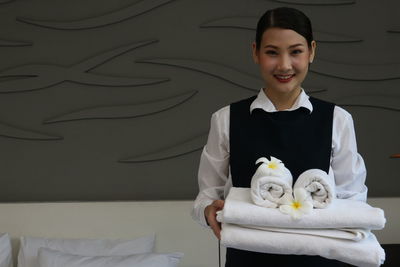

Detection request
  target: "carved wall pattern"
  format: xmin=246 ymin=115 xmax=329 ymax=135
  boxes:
xmin=0 ymin=0 xmax=398 ymax=201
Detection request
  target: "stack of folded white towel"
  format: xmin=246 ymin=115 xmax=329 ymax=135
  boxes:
xmin=217 ymin=157 xmax=386 ymax=267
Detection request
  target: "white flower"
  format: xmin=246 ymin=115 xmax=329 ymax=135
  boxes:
xmin=255 ymin=156 xmax=285 ymax=176
xmin=279 ymin=188 xmax=313 ymax=219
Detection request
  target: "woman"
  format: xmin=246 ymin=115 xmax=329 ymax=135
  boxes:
xmin=192 ymin=7 xmax=367 ymax=266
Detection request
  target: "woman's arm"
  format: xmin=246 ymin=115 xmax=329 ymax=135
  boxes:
xmin=331 ymin=106 xmax=368 ymax=201
xmin=191 ymin=107 xmax=230 ymax=229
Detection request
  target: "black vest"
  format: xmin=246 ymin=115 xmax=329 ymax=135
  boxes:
xmin=229 ymin=96 xmax=334 ymax=186
xmin=227 ymin=96 xmax=343 ymax=266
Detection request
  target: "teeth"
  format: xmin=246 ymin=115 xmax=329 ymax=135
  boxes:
xmin=276 ymin=75 xmax=293 ymax=79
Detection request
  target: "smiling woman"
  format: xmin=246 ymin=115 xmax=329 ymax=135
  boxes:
xmin=192 ymin=6 xmax=372 ymax=267
xmin=251 ymin=7 xmax=316 ymax=111
xmin=252 ymin=27 xmax=316 ymax=110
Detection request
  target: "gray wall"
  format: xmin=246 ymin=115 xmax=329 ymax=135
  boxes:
xmin=0 ymin=0 xmax=399 ymax=201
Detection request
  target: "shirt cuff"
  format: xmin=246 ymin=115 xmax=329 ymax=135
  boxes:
xmin=193 ymin=199 xmax=214 ymax=228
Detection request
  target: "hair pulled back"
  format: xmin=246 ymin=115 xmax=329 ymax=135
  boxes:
xmin=255 ymin=7 xmax=314 ymax=49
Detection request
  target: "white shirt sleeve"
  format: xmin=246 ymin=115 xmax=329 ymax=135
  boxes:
xmin=191 ymin=107 xmax=230 ymax=227
xmin=331 ymin=106 xmax=368 ymax=201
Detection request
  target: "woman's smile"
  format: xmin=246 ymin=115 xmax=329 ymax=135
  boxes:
xmin=274 ymin=74 xmax=296 ymax=83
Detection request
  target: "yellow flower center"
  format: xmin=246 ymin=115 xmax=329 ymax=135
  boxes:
xmin=267 ymin=162 xmax=278 ymax=169
xmin=291 ymin=201 xmax=302 ymax=210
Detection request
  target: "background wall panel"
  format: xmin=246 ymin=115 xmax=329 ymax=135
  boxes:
xmin=0 ymin=0 xmax=398 ymax=201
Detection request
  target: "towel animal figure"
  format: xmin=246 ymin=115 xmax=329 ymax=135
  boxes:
xmin=250 ymin=156 xmax=293 ymax=208
xmin=294 ymin=169 xmax=335 ymax=208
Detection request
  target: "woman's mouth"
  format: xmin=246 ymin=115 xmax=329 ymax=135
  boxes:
xmin=274 ymin=74 xmax=295 ymax=83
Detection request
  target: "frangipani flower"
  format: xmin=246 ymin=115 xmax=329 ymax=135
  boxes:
xmin=279 ymin=188 xmax=313 ymax=219
xmin=255 ymin=156 xmax=285 ymax=176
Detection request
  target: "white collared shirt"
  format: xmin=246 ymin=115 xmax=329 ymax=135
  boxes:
xmin=191 ymin=89 xmax=368 ymax=228
xmin=250 ymin=88 xmax=313 ymax=113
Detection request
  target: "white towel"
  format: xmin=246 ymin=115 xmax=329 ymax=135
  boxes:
xmin=250 ymin=157 xmax=293 ymax=208
xmin=294 ymin=169 xmax=335 ymax=208
xmin=217 ymin=187 xmax=386 ymax=230
xmin=220 ymin=223 xmax=385 ymax=267
xmin=240 ymin=225 xmax=370 ymax=241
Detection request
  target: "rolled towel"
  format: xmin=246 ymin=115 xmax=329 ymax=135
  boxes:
xmin=250 ymin=156 xmax=293 ymax=208
xmin=220 ymin=223 xmax=385 ymax=267
xmin=217 ymin=187 xmax=386 ymax=230
xmin=294 ymin=169 xmax=335 ymax=208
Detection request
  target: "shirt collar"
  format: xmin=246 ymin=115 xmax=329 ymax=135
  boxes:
xmin=249 ymin=88 xmax=313 ymax=114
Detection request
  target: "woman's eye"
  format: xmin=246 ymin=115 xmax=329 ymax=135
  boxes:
xmin=265 ymin=50 xmax=278 ymax=55
xmin=291 ymin=49 xmax=303 ymax=55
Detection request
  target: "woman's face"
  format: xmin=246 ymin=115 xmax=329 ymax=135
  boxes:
xmin=252 ymin=27 xmax=316 ymax=96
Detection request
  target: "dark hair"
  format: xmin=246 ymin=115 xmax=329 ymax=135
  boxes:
xmin=255 ymin=7 xmax=313 ymax=49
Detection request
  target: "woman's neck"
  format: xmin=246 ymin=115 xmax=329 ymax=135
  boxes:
xmin=263 ymin=87 xmax=302 ymax=111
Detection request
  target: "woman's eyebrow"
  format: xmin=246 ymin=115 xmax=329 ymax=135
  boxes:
xmin=263 ymin=43 xmax=305 ymax=49
xmin=289 ymin=43 xmax=305 ymax=48
xmin=264 ymin=45 xmax=278 ymax=49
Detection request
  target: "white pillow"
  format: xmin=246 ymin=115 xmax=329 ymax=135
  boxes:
xmin=18 ymin=234 xmax=155 ymax=267
xmin=38 ymin=248 xmax=183 ymax=267
xmin=0 ymin=233 xmax=13 ymax=267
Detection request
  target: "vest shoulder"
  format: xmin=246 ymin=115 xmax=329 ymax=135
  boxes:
xmin=230 ymin=95 xmax=257 ymax=107
xmin=309 ymin=96 xmax=336 ymax=107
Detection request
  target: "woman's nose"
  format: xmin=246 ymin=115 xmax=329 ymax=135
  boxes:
xmin=277 ymin=54 xmax=292 ymax=72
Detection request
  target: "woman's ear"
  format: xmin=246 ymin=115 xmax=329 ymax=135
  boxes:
xmin=309 ymin=40 xmax=316 ymax=63
xmin=252 ymin=42 xmax=259 ymax=64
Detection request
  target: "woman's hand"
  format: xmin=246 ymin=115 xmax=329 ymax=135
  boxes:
xmin=204 ymin=200 xmax=225 ymax=240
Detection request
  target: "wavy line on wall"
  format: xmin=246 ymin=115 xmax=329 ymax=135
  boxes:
xmin=387 ymin=29 xmax=400 ymax=33
xmin=315 ymin=31 xmax=362 ymax=43
xmin=136 ymin=58 xmax=260 ymax=91
xmin=338 ymin=104 xmax=400 ymax=112
xmin=119 ymin=133 xmax=207 ymax=163
xmin=200 ymin=17 xmax=256 ymax=31
xmin=0 ymin=122 xmax=62 ymax=140
xmin=44 ymin=90 xmax=198 ymax=123
xmin=306 ymin=88 xmax=328 ymax=94
xmin=268 ymin=0 xmax=355 ymax=6
xmin=16 ymin=0 xmax=176 ymax=30
xmin=0 ymin=0 xmax=14 ymax=4
xmin=0 ymin=39 xmax=168 ymax=93
xmin=0 ymin=39 xmax=33 ymax=47
xmin=310 ymin=58 xmax=400 ymax=81
xmin=335 ymin=94 xmax=400 ymax=112
xmin=200 ymin=17 xmax=362 ymax=43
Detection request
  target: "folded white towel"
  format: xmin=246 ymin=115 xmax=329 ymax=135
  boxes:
xmin=220 ymin=223 xmax=385 ymax=267
xmin=294 ymin=169 xmax=335 ymax=208
xmin=239 ymin=225 xmax=370 ymax=241
xmin=217 ymin=187 xmax=386 ymax=230
xmin=250 ymin=157 xmax=293 ymax=208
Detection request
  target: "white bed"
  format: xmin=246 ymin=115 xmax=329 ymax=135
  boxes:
xmin=0 ymin=198 xmax=398 ymax=267
xmin=0 ymin=201 xmax=219 ymax=267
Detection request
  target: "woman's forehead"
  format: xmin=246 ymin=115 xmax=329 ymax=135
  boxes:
xmin=260 ymin=28 xmax=308 ymax=47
